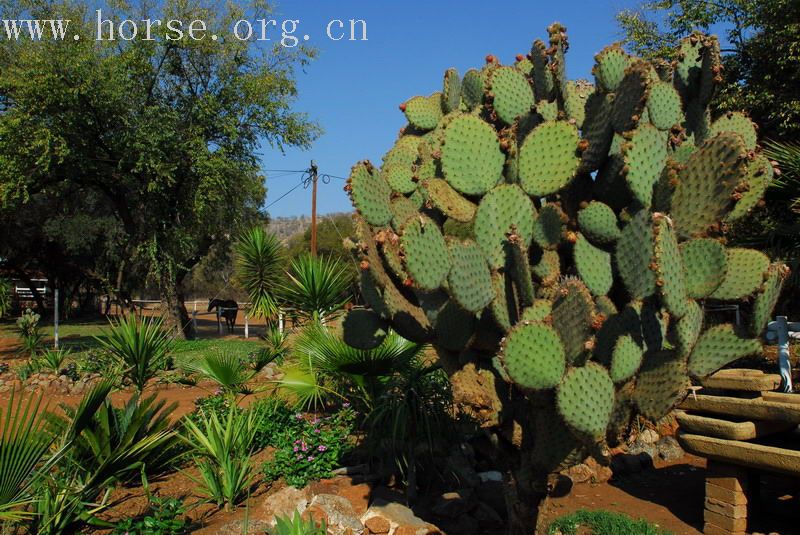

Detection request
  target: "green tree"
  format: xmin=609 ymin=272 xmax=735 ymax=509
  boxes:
xmin=0 ymin=0 xmax=319 ymax=336
xmin=285 ymin=213 xmax=356 ymax=265
xmin=617 ymin=0 xmax=800 ymax=139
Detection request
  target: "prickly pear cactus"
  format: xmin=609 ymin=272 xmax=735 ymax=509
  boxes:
xmin=343 ymin=24 xmax=787 ymax=497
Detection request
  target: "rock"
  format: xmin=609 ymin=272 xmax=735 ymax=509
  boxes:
xmin=628 ymin=440 xmax=657 ymax=460
xmin=656 ymin=436 xmax=684 ymax=463
xmin=431 ymin=489 xmax=475 ymax=519
xmin=261 ymin=486 xmax=310 ymax=519
xmin=562 ymin=463 xmax=594 ymax=484
xmin=639 ymin=429 xmax=660 ymax=444
xmin=584 ymin=457 xmax=613 ymax=483
xmin=309 ymin=493 xmax=363 ymax=534
xmin=363 ymin=515 xmax=390 ymax=534
xmin=477 ymin=470 xmax=503 ymax=483
xmin=361 ymin=501 xmax=440 ymax=535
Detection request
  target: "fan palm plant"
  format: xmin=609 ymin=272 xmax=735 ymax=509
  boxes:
xmin=0 ymin=390 xmax=52 ymax=522
xmin=179 ymin=352 xmax=256 ymax=396
xmin=277 ymin=322 xmax=424 ymax=410
xmin=95 ymin=314 xmax=174 ymax=392
xmin=280 ymin=255 xmax=351 ymax=325
xmin=234 ymin=227 xmax=284 ymax=319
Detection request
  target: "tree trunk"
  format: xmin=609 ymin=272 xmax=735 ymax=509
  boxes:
xmin=159 ymin=271 xmax=192 ymax=339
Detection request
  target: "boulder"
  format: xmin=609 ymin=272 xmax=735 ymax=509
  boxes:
xmin=309 ymin=494 xmax=363 ymax=534
xmin=261 ymin=486 xmax=310 ymax=520
xmin=431 ymin=489 xmax=475 ymax=519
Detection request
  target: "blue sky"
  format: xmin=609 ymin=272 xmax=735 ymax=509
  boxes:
xmin=260 ymin=0 xmax=645 ymax=217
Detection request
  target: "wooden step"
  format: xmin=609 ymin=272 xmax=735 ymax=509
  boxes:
xmin=679 ymin=395 xmax=800 ymax=425
xmin=761 ymin=391 xmax=800 ymax=405
xmin=678 ymin=432 xmax=800 ymax=477
xmin=675 ymin=412 xmax=795 ymax=441
xmin=701 ymin=369 xmax=781 ymax=392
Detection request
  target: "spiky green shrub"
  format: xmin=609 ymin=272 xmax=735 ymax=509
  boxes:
xmin=270 ymin=511 xmax=327 ymax=535
xmin=95 ymin=315 xmax=174 ymax=392
xmin=280 ymin=255 xmax=352 ymax=325
xmin=344 ymin=24 xmax=788 ymax=521
xmin=16 ymin=308 xmax=43 ymax=357
xmin=0 ymin=278 xmax=11 ymax=318
xmin=235 ymin=227 xmax=284 ymax=319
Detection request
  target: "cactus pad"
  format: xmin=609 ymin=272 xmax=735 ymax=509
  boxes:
xmin=443 ymin=68 xmax=462 ymax=114
xmin=647 ymin=81 xmax=683 ymax=131
xmin=503 ymin=322 xmax=566 ymax=390
xmin=423 ymin=178 xmax=477 ymax=223
xmin=536 ymin=99 xmax=559 ymax=122
xmin=446 ymin=238 xmax=494 ymax=313
xmin=726 ymin=154 xmax=773 ymax=222
xmin=349 ymin=161 xmax=393 ymax=226
xmin=574 ymin=233 xmax=613 ymax=296
xmin=489 ymin=66 xmax=534 ymax=125
xmin=381 ymin=162 xmax=417 ymax=194
xmin=610 ymin=334 xmax=643 ymax=383
xmin=400 ymin=215 xmax=450 ymax=290
xmin=709 ymin=112 xmax=758 ymax=151
xmin=710 ymin=248 xmax=770 ymax=300
xmin=653 ymin=215 xmax=689 ymax=318
xmin=441 ymin=114 xmax=504 ymax=195
xmin=461 ymin=69 xmax=484 ymax=110
xmin=403 ymin=94 xmax=444 ymax=131
xmin=750 ymin=263 xmax=788 ymax=337
xmin=622 ymin=124 xmax=668 ymax=206
xmin=579 ymin=92 xmax=615 ymax=172
xmin=433 ymin=301 xmax=476 ymax=351
xmin=577 ymin=201 xmax=620 ymax=245
xmin=390 ymin=195 xmax=419 ymax=232
xmin=593 ymin=44 xmax=631 ymax=92
xmin=679 ymin=238 xmax=727 ymax=298
xmin=530 ymin=40 xmax=555 ymax=101
xmin=634 ymin=350 xmax=689 ymax=421
xmin=342 ymin=308 xmax=388 ymax=350
xmin=611 ymin=61 xmax=651 ymax=133
xmin=521 ymin=300 xmax=553 ymax=323
xmin=557 ymin=363 xmax=615 ymax=440
xmin=688 ymin=324 xmax=762 ymax=378
xmin=563 ymin=80 xmax=594 ymax=128
xmin=519 ymin=121 xmax=581 ymax=196
xmin=383 ymin=135 xmax=422 ymax=167
xmin=552 ymin=279 xmax=595 ymax=363
xmin=616 ymin=211 xmax=656 ymax=299
xmin=671 ymin=132 xmax=748 ymax=238
xmin=672 ymin=298 xmax=703 ymax=356
xmin=474 ymin=184 xmax=535 ymax=268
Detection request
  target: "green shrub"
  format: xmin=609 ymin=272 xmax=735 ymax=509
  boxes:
xmin=37 ymin=348 xmax=70 ymax=373
xmin=250 ymin=397 xmax=298 ymax=450
xmin=0 ymin=278 xmax=11 ymax=318
xmin=112 ymin=496 xmax=188 ymax=535
xmin=548 ymin=510 xmax=673 ymax=535
xmin=182 ymin=407 xmax=258 ymax=511
xmin=16 ymin=308 xmax=43 ymax=357
xmin=263 ymin=406 xmax=355 ymax=488
xmin=269 ymin=511 xmax=326 ymax=535
xmin=95 ymin=315 xmax=174 ymax=392
xmin=77 ymin=347 xmax=117 ymax=375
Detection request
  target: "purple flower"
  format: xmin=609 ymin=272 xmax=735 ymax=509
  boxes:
xmin=318 ymin=445 xmax=327 ymax=452
xmin=293 ymin=446 xmax=299 ymax=452
xmin=294 ymin=439 xmax=301 ymax=445
xmin=342 ymin=402 xmax=350 ymax=408
xmin=296 ymin=454 xmax=303 ymax=460
xmin=313 ymin=429 xmax=321 ymax=434
xmin=311 ymin=417 xmax=320 ymax=425
xmin=295 ymin=413 xmax=303 ymax=420
xmin=307 ymin=456 xmax=315 ymax=462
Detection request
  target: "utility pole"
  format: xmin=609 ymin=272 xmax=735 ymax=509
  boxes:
xmin=310 ymin=160 xmax=319 ymax=257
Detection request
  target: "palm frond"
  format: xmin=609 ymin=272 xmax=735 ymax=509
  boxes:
xmin=0 ymin=390 xmax=52 ymax=521
xmin=234 ymin=227 xmax=284 ymax=319
xmin=179 ymin=352 xmax=256 ymax=394
xmin=280 ymin=255 xmax=351 ymax=324
xmin=764 ymin=140 xmax=800 ymax=184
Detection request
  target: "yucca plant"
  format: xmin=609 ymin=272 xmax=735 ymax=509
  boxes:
xmin=270 ymin=510 xmax=327 ymax=535
xmin=179 ymin=351 xmax=256 ymax=396
xmin=234 ymin=227 xmax=284 ymax=319
xmin=280 ymin=255 xmax=352 ymax=325
xmin=95 ymin=314 xmax=174 ymax=392
xmin=277 ymin=322 xmax=424 ymax=410
xmin=250 ymin=324 xmax=290 ymax=372
xmin=37 ymin=348 xmax=70 ymax=373
xmin=182 ymin=407 xmax=258 ymax=511
xmin=16 ymin=308 xmax=43 ymax=357
xmin=0 ymin=390 xmax=52 ymax=522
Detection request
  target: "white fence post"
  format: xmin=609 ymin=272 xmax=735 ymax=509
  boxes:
xmin=244 ymin=314 xmax=249 ymax=339
xmin=192 ymin=310 xmax=197 ymax=334
xmin=278 ymin=311 xmax=285 ymax=334
xmin=53 ymin=288 xmax=59 ymax=350
xmin=217 ymin=309 xmax=222 ymax=335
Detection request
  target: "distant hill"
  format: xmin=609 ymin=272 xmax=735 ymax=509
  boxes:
xmin=268 ymin=212 xmax=353 ymax=243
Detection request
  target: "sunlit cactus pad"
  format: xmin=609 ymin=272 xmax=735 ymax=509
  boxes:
xmin=346 ymin=25 xmax=786 ymax=461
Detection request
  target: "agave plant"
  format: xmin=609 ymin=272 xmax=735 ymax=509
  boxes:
xmin=277 ymin=321 xmax=424 ymax=410
xmin=280 ymin=255 xmax=352 ymax=325
xmin=179 ymin=352 xmax=257 ymax=396
xmin=95 ymin=314 xmax=174 ymax=392
xmin=270 ymin=511 xmax=327 ymax=535
xmin=37 ymin=348 xmax=70 ymax=373
xmin=0 ymin=391 xmax=52 ymax=522
xmin=234 ymin=227 xmax=284 ymax=319
xmin=182 ymin=407 xmax=259 ymax=511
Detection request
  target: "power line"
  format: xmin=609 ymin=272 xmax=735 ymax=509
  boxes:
xmin=264 ymin=181 xmax=305 ymax=209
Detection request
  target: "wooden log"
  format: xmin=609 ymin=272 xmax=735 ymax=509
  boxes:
xmin=678 ymin=432 xmax=800 ymax=477
xmin=678 ymin=395 xmax=800 ymax=425
xmin=676 ymin=412 xmax=795 ymax=440
xmin=701 ymin=369 xmax=781 ymax=392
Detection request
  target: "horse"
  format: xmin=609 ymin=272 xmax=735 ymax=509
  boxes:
xmin=208 ymin=298 xmax=239 ymax=333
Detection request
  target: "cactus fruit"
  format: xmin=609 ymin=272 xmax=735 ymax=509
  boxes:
xmin=346 ymin=25 xmax=787 ymax=488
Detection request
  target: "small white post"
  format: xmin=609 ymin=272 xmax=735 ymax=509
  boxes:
xmin=53 ymin=288 xmax=59 ymax=350
xmin=192 ymin=310 xmax=197 ymax=334
xmin=278 ymin=311 xmax=285 ymax=334
xmin=217 ymin=309 xmax=222 ymax=335
xmin=244 ymin=314 xmax=249 ymax=339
